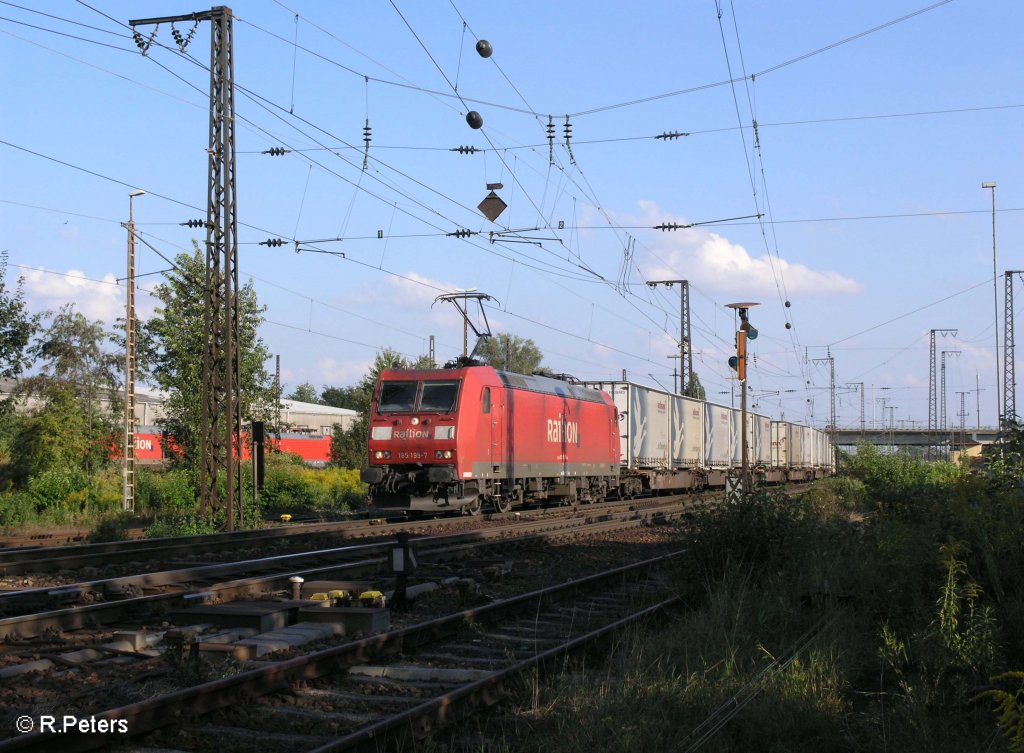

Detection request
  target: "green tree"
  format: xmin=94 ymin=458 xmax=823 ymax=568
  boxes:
xmin=12 ymin=304 xmax=121 ymax=480
xmin=9 ymin=388 xmax=91 ymax=480
xmin=287 ymin=382 xmax=320 ymax=404
xmin=139 ymin=247 xmax=279 ymax=467
xmin=328 ymin=348 xmax=428 ymax=469
xmin=321 ymin=385 xmax=365 ymax=412
xmin=0 ymin=251 xmax=39 ymax=380
xmin=0 ymin=252 xmax=40 ymax=465
xmin=989 ymin=417 xmax=1024 ymax=487
xmin=685 ymin=371 xmax=706 ymax=400
xmin=476 ymin=333 xmax=544 ymax=374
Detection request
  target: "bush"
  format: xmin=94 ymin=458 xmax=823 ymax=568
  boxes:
xmin=144 ymin=513 xmax=219 ymax=538
xmin=0 ymin=490 xmax=38 ymax=527
xmin=258 ymin=455 xmax=366 ymax=515
xmin=135 ymin=468 xmax=197 ymax=515
xmin=812 ymin=475 xmax=867 ymax=511
xmin=27 ymin=464 xmax=89 ymax=510
xmin=840 ymin=444 xmax=964 ymax=516
xmin=680 ymin=489 xmax=844 ymax=597
xmin=89 ymin=515 xmax=131 ymax=542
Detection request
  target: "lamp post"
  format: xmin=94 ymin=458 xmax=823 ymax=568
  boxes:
xmin=123 ymin=189 xmax=145 ymax=512
xmin=726 ymin=302 xmax=759 ymax=495
xmin=982 ymin=181 xmax=999 ymax=426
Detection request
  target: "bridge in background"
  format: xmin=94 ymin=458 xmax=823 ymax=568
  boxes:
xmin=832 ymin=427 xmax=999 ymax=447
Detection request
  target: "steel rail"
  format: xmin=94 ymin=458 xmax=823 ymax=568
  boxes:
xmin=0 ymin=496 xmax=685 ymax=574
xmin=313 ymin=596 xmax=682 ymax=752
xmin=0 ymin=501 xmax=688 ymax=640
xmin=0 ymin=550 xmax=684 ymax=752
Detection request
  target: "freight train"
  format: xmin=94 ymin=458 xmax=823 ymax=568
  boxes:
xmin=359 ymin=363 xmax=834 ymax=515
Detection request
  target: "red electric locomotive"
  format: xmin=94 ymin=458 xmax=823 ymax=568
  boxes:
xmin=360 ymin=364 xmax=619 ymax=514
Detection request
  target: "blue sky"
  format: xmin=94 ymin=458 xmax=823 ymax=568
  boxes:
xmin=1 ymin=0 xmax=1021 ymax=430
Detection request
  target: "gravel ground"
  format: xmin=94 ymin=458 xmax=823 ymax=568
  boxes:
xmin=0 ymin=521 xmax=683 ymax=745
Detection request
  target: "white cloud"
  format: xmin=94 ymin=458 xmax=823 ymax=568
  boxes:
xmin=346 ymin=271 xmax=494 ymax=335
xmin=23 ymin=267 xmax=125 ymax=323
xmin=313 ymin=356 xmax=371 ymax=387
xmin=629 ymin=201 xmax=862 ymax=297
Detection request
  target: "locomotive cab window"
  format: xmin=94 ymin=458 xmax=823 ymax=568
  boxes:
xmin=482 ymin=387 xmax=491 ymax=414
xmin=378 ymin=381 xmax=418 ymax=412
xmin=420 ymin=380 xmax=460 ymax=413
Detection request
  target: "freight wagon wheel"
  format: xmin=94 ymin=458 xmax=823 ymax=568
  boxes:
xmin=492 ymin=497 xmax=511 ymax=514
xmin=463 ymin=497 xmax=481 ymax=516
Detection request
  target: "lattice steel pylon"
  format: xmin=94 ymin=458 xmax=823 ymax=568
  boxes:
xmin=812 ymin=352 xmax=836 ymax=469
xmin=647 ymin=279 xmax=692 ymax=395
xmin=941 ymin=350 xmax=960 ymax=459
xmin=846 ymin=382 xmax=865 ymax=435
xmin=928 ymin=329 xmax=957 ymax=459
xmin=131 ymin=7 xmax=242 ymax=529
xmin=1004 ymin=271 xmax=1023 ymax=424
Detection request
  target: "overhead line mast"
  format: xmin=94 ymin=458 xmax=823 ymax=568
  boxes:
xmin=131 ymin=6 xmax=243 ymax=529
xmin=646 ymin=279 xmax=692 ymax=396
xmin=1004 ymin=271 xmax=1024 ymax=424
xmin=928 ymin=329 xmax=957 ymax=460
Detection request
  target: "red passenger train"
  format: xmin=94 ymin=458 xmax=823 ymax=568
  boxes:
xmin=130 ymin=429 xmax=334 ymax=466
xmin=359 ymin=364 xmax=620 ymax=514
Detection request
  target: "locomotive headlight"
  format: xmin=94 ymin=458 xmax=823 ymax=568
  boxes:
xmin=410 ymin=417 xmax=420 ymax=425
xmin=374 ymin=451 xmax=384 ymax=460
xmin=443 ymin=450 xmax=453 ymax=459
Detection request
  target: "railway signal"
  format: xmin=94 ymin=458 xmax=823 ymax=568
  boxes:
xmin=726 ymin=302 xmax=760 ymax=496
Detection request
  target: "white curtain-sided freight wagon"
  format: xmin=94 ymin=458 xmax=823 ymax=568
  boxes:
xmin=630 ymin=384 xmax=672 ymax=467
xmin=754 ymin=413 xmax=772 ymax=465
xmin=671 ymin=394 xmax=705 ymax=467
xmin=580 ymin=380 xmax=834 ymax=491
xmin=583 ymin=381 xmax=707 ymax=491
xmin=583 ymin=381 xmax=671 ymax=468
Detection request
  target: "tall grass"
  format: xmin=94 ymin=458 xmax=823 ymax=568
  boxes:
xmin=422 ymin=452 xmax=1024 ymax=753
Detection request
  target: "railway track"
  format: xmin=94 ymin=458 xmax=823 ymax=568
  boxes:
xmin=0 ymin=495 xmax=700 ymax=577
xmin=0 ymin=497 xmax=691 ymax=642
xmin=0 ymin=551 xmax=683 ymax=752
